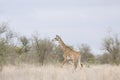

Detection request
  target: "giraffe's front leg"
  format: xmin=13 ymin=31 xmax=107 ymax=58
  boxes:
xmin=61 ymin=58 xmax=67 ymax=68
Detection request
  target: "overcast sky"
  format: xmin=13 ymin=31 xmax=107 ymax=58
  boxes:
xmin=0 ymin=0 xmax=120 ymax=54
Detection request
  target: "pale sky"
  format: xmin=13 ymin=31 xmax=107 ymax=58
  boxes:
xmin=0 ymin=0 xmax=120 ymax=54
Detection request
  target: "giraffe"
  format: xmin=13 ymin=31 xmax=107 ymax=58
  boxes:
xmin=53 ymin=35 xmax=83 ymax=70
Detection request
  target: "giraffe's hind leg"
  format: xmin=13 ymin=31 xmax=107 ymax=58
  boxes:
xmin=73 ymin=59 xmax=78 ymax=70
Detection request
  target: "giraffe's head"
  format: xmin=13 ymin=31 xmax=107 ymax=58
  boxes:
xmin=52 ymin=35 xmax=61 ymax=42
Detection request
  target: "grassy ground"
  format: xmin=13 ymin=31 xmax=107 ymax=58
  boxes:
xmin=0 ymin=64 xmax=120 ymax=80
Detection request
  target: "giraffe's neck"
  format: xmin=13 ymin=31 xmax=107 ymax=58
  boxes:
xmin=58 ymin=37 xmax=67 ymax=50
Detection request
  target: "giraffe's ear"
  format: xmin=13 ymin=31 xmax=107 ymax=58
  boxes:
xmin=56 ymin=35 xmax=59 ymax=37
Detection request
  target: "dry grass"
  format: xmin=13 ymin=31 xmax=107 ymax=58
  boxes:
xmin=0 ymin=64 xmax=120 ymax=80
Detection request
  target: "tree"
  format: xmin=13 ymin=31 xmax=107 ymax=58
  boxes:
xmin=79 ymin=44 xmax=95 ymax=64
xmin=19 ymin=36 xmax=30 ymax=53
xmin=32 ymin=34 xmax=55 ymax=65
xmin=0 ymin=23 xmax=18 ymax=66
xmin=97 ymin=53 xmax=112 ymax=64
xmin=0 ymin=23 xmax=9 ymax=71
xmin=102 ymin=35 xmax=120 ymax=65
xmin=53 ymin=45 xmax=64 ymax=63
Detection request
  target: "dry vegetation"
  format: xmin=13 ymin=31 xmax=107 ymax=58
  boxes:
xmin=0 ymin=23 xmax=120 ymax=80
xmin=0 ymin=64 xmax=120 ymax=80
